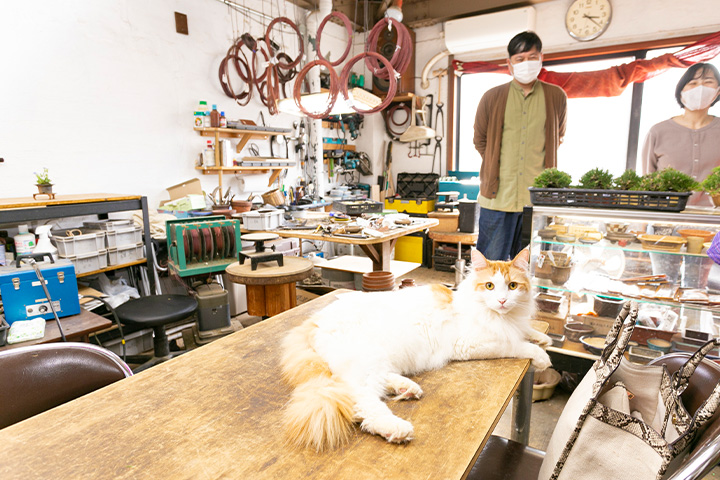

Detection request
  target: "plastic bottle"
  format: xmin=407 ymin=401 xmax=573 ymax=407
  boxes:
xmin=194 ymin=111 xmax=204 ymax=128
xmin=14 ymin=225 xmax=36 ymax=256
xmin=203 ymin=140 xmax=216 ymax=167
xmin=198 ymin=100 xmax=209 ymax=114
xmin=219 ymin=111 xmax=227 ymax=128
xmin=33 ymin=225 xmax=57 ymax=256
xmin=210 ymin=104 xmax=220 ymax=128
xmin=202 ymin=111 xmax=211 ymax=128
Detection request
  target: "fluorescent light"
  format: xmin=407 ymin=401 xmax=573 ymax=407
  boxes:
xmin=277 ymin=88 xmax=382 ymax=117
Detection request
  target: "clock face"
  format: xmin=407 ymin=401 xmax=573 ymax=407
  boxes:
xmin=566 ymin=0 xmax=612 ymax=42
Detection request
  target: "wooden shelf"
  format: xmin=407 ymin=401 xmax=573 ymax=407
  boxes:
xmin=193 ymin=127 xmax=274 ymax=139
xmin=76 ymin=259 xmax=147 ymax=278
xmin=322 ymin=143 xmax=356 ymax=151
xmin=195 ymin=166 xmax=285 ymax=186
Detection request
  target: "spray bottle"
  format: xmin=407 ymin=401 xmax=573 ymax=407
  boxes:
xmin=33 ymin=225 xmax=57 ymax=257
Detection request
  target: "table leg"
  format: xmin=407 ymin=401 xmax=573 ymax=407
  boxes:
xmin=359 ymin=240 xmax=396 ymax=271
xmin=245 ymin=283 xmax=297 ymax=318
xmin=511 ymin=365 xmax=534 ymax=445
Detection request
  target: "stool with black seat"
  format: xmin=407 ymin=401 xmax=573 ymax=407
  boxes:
xmin=115 ymin=294 xmax=198 ymax=372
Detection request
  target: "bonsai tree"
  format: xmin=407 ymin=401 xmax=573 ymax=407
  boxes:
xmin=640 ymin=167 xmax=698 ymax=192
xmin=579 ymin=168 xmax=614 ymax=190
xmin=700 ymin=166 xmax=720 ymax=196
xmin=533 ymin=168 xmax=573 ymax=188
xmin=613 ymin=169 xmax=642 ymax=191
xmin=34 ymin=168 xmax=52 ymax=185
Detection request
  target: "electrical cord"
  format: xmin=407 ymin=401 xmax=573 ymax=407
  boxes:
xmin=82 ymin=295 xmax=126 ymax=362
xmin=384 ymin=102 xmax=411 ymax=138
xmin=340 ymin=52 xmax=397 ymax=114
xmin=293 ymin=59 xmax=340 ymax=119
xmin=364 ymin=18 xmax=413 ymax=80
xmin=23 ymin=258 xmax=67 ymax=342
xmin=264 ymin=17 xmax=304 ymax=69
xmin=316 ymin=12 xmax=353 ymax=67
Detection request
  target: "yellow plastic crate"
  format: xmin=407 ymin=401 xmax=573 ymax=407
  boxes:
xmin=384 ymin=198 xmax=436 ymax=214
xmin=394 ymin=235 xmax=424 ymax=263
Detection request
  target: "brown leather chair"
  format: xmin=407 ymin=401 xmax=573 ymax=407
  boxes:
xmin=0 ymin=342 xmax=132 ymax=429
xmin=467 ymin=352 xmax=720 ymax=480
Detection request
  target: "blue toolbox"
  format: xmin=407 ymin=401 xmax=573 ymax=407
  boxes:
xmin=0 ymin=253 xmax=81 ymax=325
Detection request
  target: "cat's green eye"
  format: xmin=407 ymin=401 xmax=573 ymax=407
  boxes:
xmin=508 ymin=282 xmax=518 ymax=290
xmin=485 ymin=282 xmax=494 ymax=290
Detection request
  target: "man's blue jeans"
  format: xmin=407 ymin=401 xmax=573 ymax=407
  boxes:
xmin=475 ymin=208 xmax=524 ymax=261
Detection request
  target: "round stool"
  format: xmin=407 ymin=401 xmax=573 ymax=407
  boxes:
xmin=115 ymin=295 xmax=198 ymax=372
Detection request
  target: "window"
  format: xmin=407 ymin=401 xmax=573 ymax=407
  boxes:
xmin=455 ymin=46 xmax=720 ymax=183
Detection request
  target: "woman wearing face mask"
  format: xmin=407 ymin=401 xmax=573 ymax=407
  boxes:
xmin=642 ymin=63 xmax=720 ymax=206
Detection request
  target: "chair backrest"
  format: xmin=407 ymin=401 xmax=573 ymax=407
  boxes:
xmin=0 ymin=342 xmax=132 ymax=429
xmin=649 ymin=352 xmax=720 ymax=479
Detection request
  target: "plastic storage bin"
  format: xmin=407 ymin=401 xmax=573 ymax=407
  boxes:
xmin=60 ymin=249 xmax=108 ymax=274
xmin=240 ymin=210 xmax=284 ymax=230
xmin=82 ymin=219 xmax=135 ymax=231
xmin=84 ymin=226 xmax=142 ymax=249
xmin=107 ymin=242 xmax=145 ymax=266
xmin=51 ymin=231 xmax=106 ymax=256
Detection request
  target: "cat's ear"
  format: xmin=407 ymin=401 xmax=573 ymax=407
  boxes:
xmin=512 ymin=248 xmax=530 ymax=272
xmin=471 ymin=248 xmax=488 ymax=270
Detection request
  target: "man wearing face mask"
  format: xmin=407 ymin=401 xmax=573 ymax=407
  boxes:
xmin=473 ymin=31 xmax=567 ymax=261
xmin=642 ymin=62 xmax=720 ymax=206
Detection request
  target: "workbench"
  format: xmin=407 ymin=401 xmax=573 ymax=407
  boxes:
xmin=276 ymin=218 xmax=439 ymax=271
xmin=0 ymin=309 xmax=113 ymax=351
xmin=0 ymin=289 xmax=545 ymax=480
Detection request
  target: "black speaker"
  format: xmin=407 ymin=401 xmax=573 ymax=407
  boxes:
xmin=371 ymin=25 xmax=415 ymax=96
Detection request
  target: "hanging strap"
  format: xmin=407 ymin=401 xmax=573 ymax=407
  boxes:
xmin=673 ymin=338 xmax=720 ymax=395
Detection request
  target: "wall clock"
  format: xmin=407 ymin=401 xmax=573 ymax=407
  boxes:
xmin=565 ymin=0 xmax=612 ymax=42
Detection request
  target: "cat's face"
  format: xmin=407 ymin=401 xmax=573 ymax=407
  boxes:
xmin=469 ymin=249 xmax=532 ymax=314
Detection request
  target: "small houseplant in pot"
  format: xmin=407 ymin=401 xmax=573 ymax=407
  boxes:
xmin=533 ymin=168 xmax=573 ymax=189
xmin=640 ymin=167 xmax=697 ymax=193
xmin=700 ymin=166 xmax=720 ymax=207
xmin=34 ymin=168 xmax=54 ymax=197
xmin=613 ymin=169 xmax=643 ymax=191
xmin=579 ymin=168 xmax=614 ymax=190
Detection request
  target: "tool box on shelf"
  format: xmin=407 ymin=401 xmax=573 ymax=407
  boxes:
xmin=167 ymin=216 xmax=242 ymax=277
xmin=332 ymin=200 xmax=383 ymax=215
xmin=385 ymin=173 xmax=440 ymax=215
xmin=0 ymin=253 xmax=81 ymax=324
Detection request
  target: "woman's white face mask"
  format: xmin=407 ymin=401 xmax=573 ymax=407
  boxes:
xmin=511 ymin=60 xmax=542 ymax=85
xmin=681 ymin=85 xmax=719 ymax=111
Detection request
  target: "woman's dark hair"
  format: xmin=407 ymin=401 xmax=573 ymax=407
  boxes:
xmin=675 ymin=63 xmax=720 ymax=108
xmin=507 ymin=31 xmax=542 ymax=57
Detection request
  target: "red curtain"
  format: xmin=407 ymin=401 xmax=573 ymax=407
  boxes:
xmin=452 ymin=31 xmax=720 ymax=98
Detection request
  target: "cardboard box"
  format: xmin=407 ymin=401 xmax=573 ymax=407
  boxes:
xmin=428 ymin=211 xmax=459 ymax=232
xmin=158 ymin=179 xmax=205 ymax=215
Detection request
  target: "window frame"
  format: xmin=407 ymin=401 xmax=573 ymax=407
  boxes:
xmin=448 ymin=33 xmax=709 ymax=173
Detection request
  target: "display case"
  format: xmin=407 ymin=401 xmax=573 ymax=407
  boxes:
xmin=528 ymin=206 xmax=720 ymax=360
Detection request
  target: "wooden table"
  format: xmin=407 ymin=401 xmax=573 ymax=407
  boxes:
xmin=428 ymin=230 xmax=478 ymax=267
xmin=225 ymin=256 xmax=313 ymax=317
xmin=276 ymin=218 xmax=439 ymax=271
xmin=0 ymin=309 xmax=112 ymax=351
xmin=0 ymin=290 xmax=542 ymax=480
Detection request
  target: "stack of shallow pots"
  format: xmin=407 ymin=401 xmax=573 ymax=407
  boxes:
xmin=362 ymin=271 xmax=395 ymax=292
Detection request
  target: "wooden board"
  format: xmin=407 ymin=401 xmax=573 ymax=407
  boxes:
xmin=0 ymin=310 xmax=113 ymax=351
xmin=0 ymin=290 xmax=531 ymax=480
xmin=225 ymin=256 xmax=313 ymax=285
xmin=0 ymin=194 xmax=141 ymax=210
xmin=276 ymin=219 xmax=439 ymax=246
xmin=319 ymin=255 xmax=419 ymax=277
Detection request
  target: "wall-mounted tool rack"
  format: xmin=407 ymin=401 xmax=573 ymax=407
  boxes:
xmin=167 ymin=216 xmax=242 ymax=277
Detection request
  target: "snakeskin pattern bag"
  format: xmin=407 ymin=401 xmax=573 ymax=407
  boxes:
xmin=538 ymin=301 xmax=720 ymax=480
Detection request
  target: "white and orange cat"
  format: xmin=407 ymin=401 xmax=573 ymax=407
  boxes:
xmin=280 ymin=247 xmax=552 ymax=451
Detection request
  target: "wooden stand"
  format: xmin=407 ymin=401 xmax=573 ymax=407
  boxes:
xmin=225 ymin=256 xmax=313 ymax=317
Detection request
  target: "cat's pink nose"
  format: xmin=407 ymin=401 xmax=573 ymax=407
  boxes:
xmin=498 ymin=298 xmax=507 ymax=305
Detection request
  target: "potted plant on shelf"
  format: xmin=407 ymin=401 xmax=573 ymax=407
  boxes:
xmin=579 ymin=168 xmax=614 ymax=190
xmin=533 ymin=168 xmax=573 ymax=189
xmin=34 ymin=168 xmax=54 ymax=198
xmin=613 ymin=169 xmax=643 ymax=191
xmin=700 ymin=166 xmax=720 ymax=207
xmin=640 ymin=167 xmax=697 ymax=193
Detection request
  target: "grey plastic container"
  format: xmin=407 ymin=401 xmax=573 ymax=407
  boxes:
xmin=82 ymin=219 xmax=134 ymax=231
xmin=84 ymin=226 xmax=142 ymax=249
xmin=107 ymin=242 xmax=144 ymax=266
xmin=51 ymin=231 xmax=106 ymax=256
xmin=59 ymin=249 xmax=108 ymax=274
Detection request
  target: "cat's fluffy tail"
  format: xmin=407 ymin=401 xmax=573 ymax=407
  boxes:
xmin=281 ymin=320 xmax=355 ymax=451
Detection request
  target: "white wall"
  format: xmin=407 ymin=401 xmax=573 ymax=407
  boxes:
xmin=1 ymin=0 xmax=719 ymax=207
xmin=0 ymin=0 xmax=343 ymax=209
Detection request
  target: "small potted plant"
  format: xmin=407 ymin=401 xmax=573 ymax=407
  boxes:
xmin=700 ymin=166 xmax=720 ymax=207
xmin=579 ymin=168 xmax=614 ymax=190
xmin=640 ymin=167 xmax=698 ymax=192
xmin=533 ymin=168 xmax=573 ymax=188
xmin=34 ymin=168 xmax=54 ymax=196
xmin=613 ymin=169 xmax=642 ymax=191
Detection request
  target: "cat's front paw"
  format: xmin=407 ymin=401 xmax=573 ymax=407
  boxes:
xmin=386 ymin=375 xmax=424 ymax=400
xmin=361 ymin=416 xmax=415 ymax=444
xmin=535 ymin=333 xmax=553 ymax=348
xmin=532 ymin=351 xmax=552 ymax=371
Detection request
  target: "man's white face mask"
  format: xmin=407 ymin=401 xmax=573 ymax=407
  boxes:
xmin=511 ymin=60 xmax=542 ymax=85
xmin=681 ymin=85 xmax=719 ymax=111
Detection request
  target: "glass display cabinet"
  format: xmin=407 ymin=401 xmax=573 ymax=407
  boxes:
xmin=527 ymin=206 xmax=720 ymax=361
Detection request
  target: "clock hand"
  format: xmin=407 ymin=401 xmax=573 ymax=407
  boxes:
xmin=583 ymin=13 xmax=602 ymax=27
